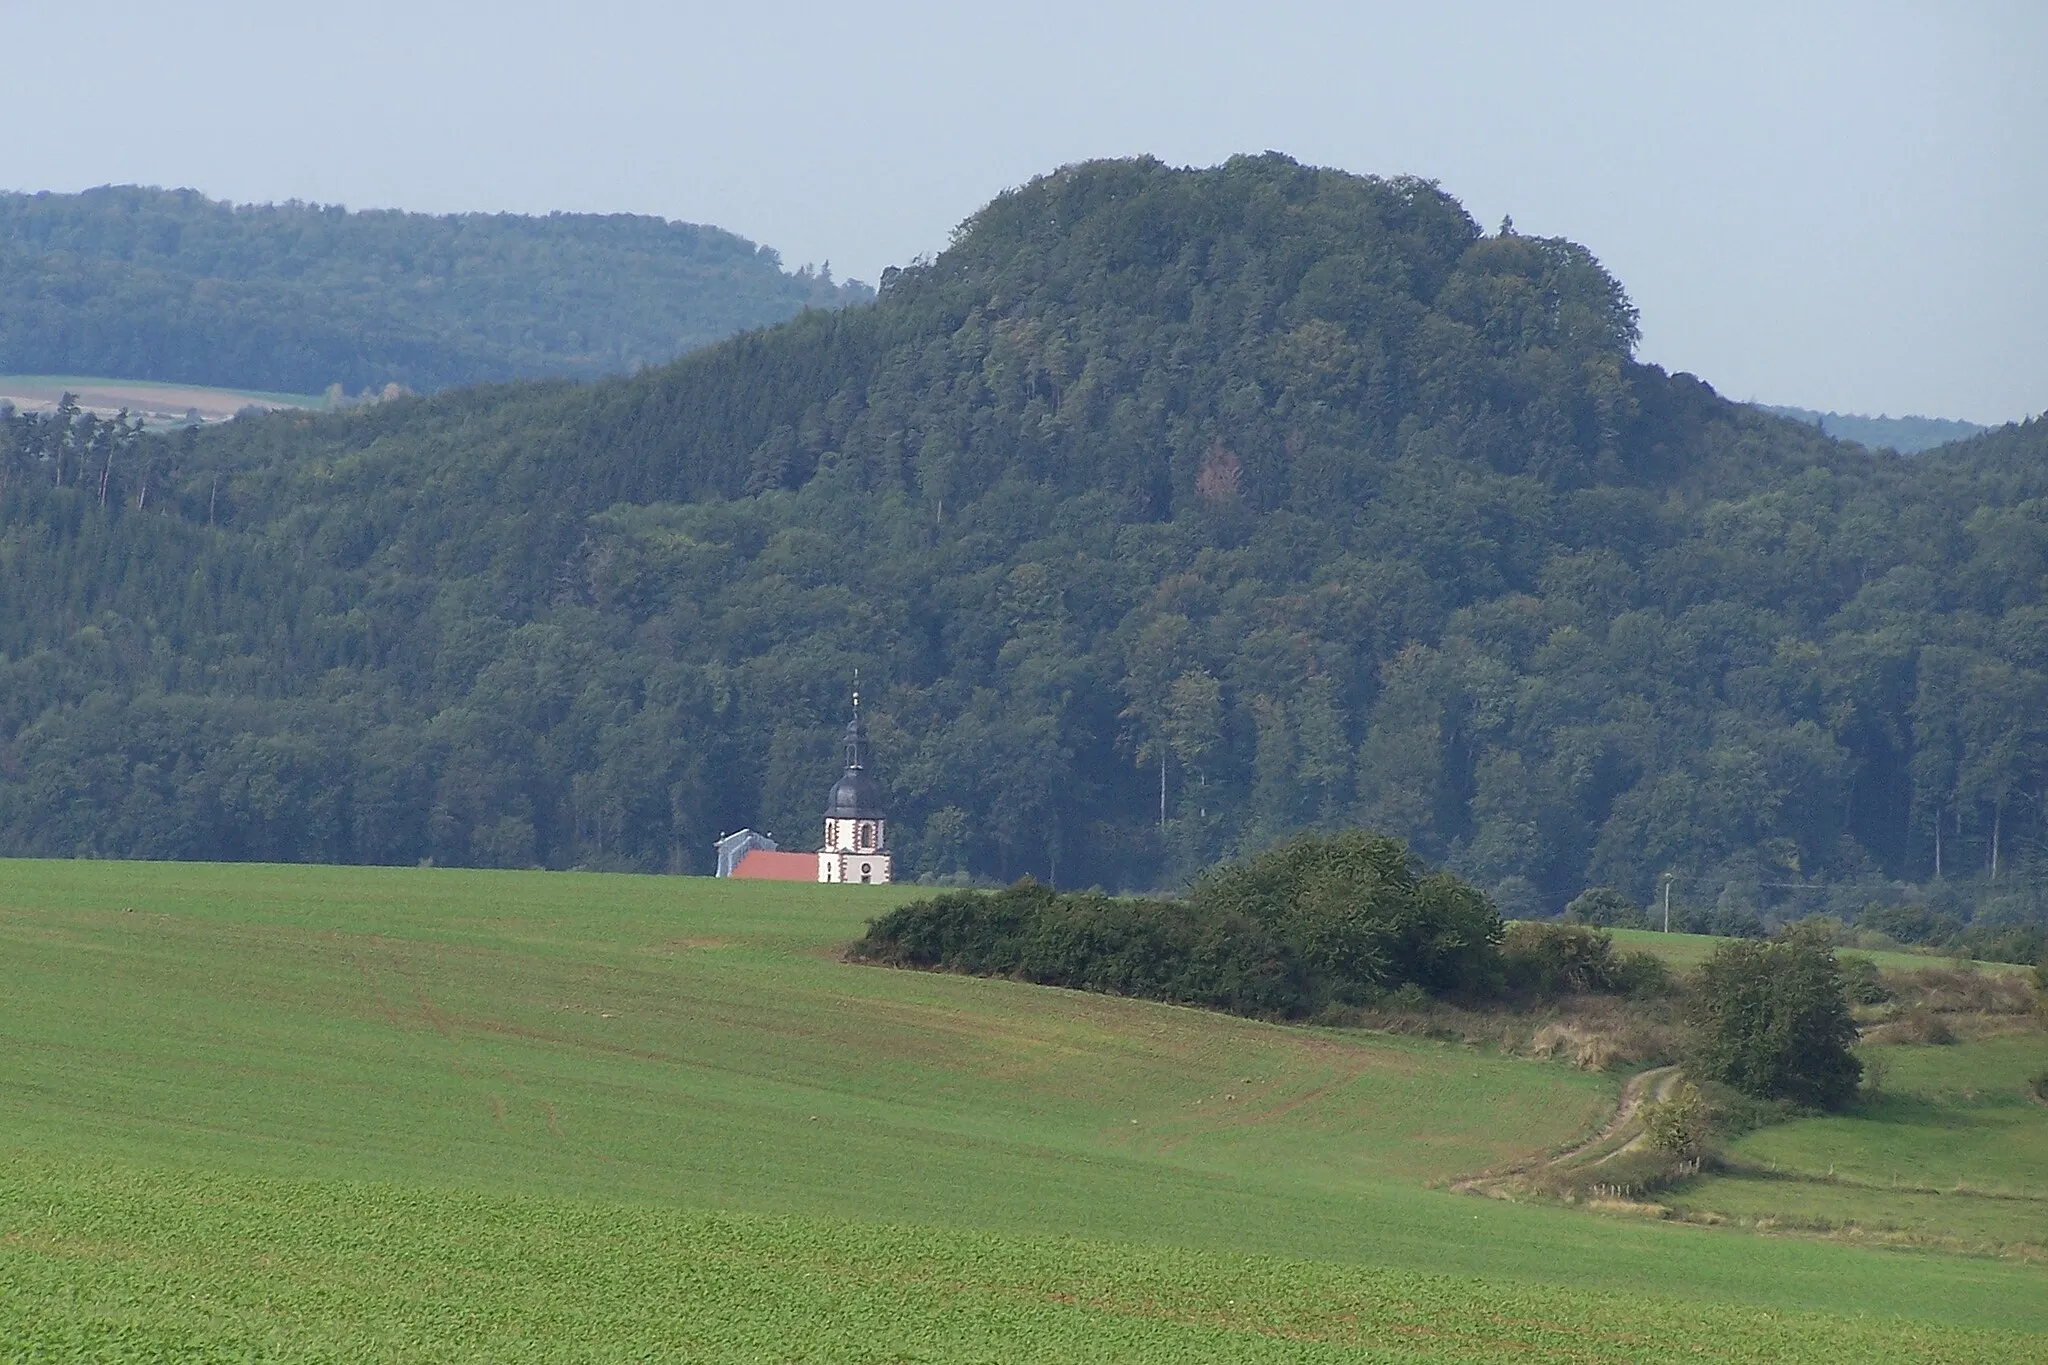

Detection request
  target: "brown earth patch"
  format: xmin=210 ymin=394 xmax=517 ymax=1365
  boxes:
xmin=0 ymin=378 xmax=314 ymax=423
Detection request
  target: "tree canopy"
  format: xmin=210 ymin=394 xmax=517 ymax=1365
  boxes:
xmin=0 ymin=185 xmax=871 ymax=394
xmin=1687 ymin=930 xmax=1863 ymax=1109
xmin=2 ymin=154 xmax=2047 ymax=957
xmin=855 ymin=831 xmax=1503 ymax=1016
xmin=854 ymin=831 xmax=1663 ymax=1018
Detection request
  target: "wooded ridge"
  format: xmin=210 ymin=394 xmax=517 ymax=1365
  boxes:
xmin=0 ymin=185 xmax=871 ymax=394
xmin=1 ymin=154 xmax=2044 ymax=957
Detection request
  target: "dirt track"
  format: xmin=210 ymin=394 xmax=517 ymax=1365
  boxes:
xmin=1453 ymin=1064 xmax=1681 ymax=1198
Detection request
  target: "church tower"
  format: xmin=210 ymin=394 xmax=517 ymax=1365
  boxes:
xmin=818 ymin=686 xmax=891 ymax=884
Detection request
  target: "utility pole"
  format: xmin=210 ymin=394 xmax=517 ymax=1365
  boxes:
xmin=1661 ymin=872 xmax=1675 ymax=933
xmin=1159 ymin=751 xmax=1167 ymax=832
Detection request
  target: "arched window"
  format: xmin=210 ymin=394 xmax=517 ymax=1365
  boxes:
xmin=858 ymin=822 xmax=875 ymax=851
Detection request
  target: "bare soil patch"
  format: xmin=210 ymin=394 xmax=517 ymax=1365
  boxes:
xmin=0 ymin=376 xmax=317 ymax=424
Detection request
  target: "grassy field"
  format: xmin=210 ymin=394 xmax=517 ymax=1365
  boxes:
xmin=3 ymin=860 xmax=2045 ymax=1359
xmin=1666 ymin=1034 xmax=2048 ymax=1255
xmin=1607 ymin=925 xmax=2025 ymax=974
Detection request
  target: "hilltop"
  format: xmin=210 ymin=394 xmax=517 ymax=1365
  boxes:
xmin=1757 ymin=404 xmax=1988 ymax=454
xmin=0 ymin=185 xmax=872 ymax=395
xmin=0 ymin=155 xmax=2046 ymax=955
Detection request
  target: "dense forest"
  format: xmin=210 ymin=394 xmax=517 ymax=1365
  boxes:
xmin=1 ymin=155 xmax=2044 ymax=954
xmin=0 ymin=186 xmax=871 ymax=394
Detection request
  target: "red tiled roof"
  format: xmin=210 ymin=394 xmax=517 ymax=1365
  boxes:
xmin=731 ymin=849 xmax=818 ymax=881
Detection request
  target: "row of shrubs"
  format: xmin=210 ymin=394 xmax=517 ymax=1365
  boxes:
xmin=854 ymin=830 xmax=1904 ymax=1115
xmin=850 ymin=832 xmax=1670 ymax=1021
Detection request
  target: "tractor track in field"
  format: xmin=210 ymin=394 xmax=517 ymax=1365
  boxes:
xmin=1452 ymin=1064 xmax=1682 ymax=1199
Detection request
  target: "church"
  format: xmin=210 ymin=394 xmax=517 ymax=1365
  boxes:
xmin=715 ymin=693 xmax=892 ymax=884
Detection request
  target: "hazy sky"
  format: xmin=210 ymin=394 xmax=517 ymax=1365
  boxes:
xmin=6 ymin=2 xmax=2043 ymax=423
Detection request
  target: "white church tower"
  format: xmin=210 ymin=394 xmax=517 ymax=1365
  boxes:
xmin=818 ymin=687 xmax=891 ymax=884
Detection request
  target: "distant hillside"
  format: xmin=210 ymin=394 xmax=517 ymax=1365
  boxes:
xmin=1758 ymin=404 xmax=1986 ymax=454
xmin=0 ymin=186 xmax=873 ymax=395
xmin=0 ymin=376 xmax=318 ymax=426
xmin=1 ymin=154 xmax=2046 ymax=961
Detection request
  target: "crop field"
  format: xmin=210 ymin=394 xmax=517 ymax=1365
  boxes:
xmin=0 ymin=373 xmax=323 ymax=423
xmin=3 ymin=859 xmax=2046 ymax=1359
xmin=6 ymin=1154 xmax=2042 ymax=1365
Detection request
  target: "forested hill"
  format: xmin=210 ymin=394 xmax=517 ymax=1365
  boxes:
xmin=0 ymin=185 xmax=872 ymax=395
xmin=1757 ymin=405 xmax=1987 ymax=454
xmin=2 ymin=154 xmax=2045 ymax=952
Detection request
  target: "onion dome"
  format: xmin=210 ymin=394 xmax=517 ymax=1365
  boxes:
xmin=823 ymin=705 xmax=885 ymax=819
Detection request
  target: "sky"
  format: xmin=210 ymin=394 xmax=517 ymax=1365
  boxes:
xmin=5 ymin=2 xmax=2043 ymax=424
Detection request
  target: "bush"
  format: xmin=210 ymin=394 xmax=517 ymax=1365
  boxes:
xmin=1502 ymin=923 xmax=1618 ymax=996
xmin=1184 ymin=831 xmax=1504 ymax=1000
xmin=1686 ymin=927 xmax=1863 ymax=1110
xmin=1865 ymin=903 xmax=1940 ymax=945
xmin=1690 ymin=1078 xmax=1800 ymax=1138
xmin=1612 ymin=950 xmax=1676 ymax=998
xmin=1960 ymin=923 xmax=2047 ymax=967
xmin=854 ymin=832 xmax=1504 ymax=1020
xmin=1642 ymin=1082 xmax=1709 ymax=1158
xmin=1686 ymin=906 xmax=1768 ymax=939
xmin=1563 ymin=887 xmax=1648 ymax=930
xmin=852 ymin=879 xmax=1304 ymax=1018
xmin=1500 ymin=923 xmax=1672 ymax=999
xmin=1888 ymin=1006 xmax=1956 ymax=1045
xmin=1840 ymin=955 xmax=1892 ymax=1004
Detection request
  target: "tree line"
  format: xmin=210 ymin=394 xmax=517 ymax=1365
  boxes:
xmin=0 ymin=154 xmax=2044 ymax=962
xmin=857 ymin=831 xmax=1864 ymax=1113
xmin=0 ymin=395 xmax=163 ymax=508
xmin=852 ymin=832 xmax=1672 ymax=1018
xmin=0 ymin=185 xmax=872 ymax=395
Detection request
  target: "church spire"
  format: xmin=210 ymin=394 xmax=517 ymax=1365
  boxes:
xmin=817 ymin=669 xmax=892 ymax=883
xmin=843 ymin=670 xmax=867 ymax=770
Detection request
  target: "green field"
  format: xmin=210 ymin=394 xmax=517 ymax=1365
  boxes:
xmin=3 ymin=860 xmax=2045 ymax=1359
xmin=7 ymin=1156 xmax=2038 ymax=1364
xmin=1607 ymin=925 xmax=2025 ymax=975
xmin=1666 ymin=1034 xmax=2048 ymax=1254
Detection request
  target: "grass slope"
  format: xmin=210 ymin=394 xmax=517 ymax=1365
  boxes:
xmin=2 ymin=860 xmax=2044 ymax=1356
xmin=1668 ymin=1034 xmax=2048 ymax=1255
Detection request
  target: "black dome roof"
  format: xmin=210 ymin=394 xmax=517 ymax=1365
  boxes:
xmin=825 ymin=768 xmax=885 ymax=819
xmin=824 ymin=706 xmax=885 ymax=818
